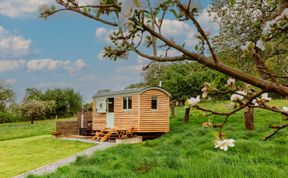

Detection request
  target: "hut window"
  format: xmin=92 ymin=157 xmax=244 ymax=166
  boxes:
xmin=151 ymin=96 xmax=158 ymax=110
xmin=123 ymin=96 xmax=132 ymax=110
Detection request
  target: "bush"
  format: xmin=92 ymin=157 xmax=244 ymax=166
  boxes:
xmin=0 ymin=112 xmax=25 ymax=123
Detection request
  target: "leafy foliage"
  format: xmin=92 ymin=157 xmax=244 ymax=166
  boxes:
xmin=24 ymin=88 xmax=83 ymax=118
xmin=0 ymin=82 xmax=15 ymax=112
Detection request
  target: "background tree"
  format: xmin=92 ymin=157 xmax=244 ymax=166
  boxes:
xmin=23 ymin=88 xmax=83 ymax=118
xmin=209 ymin=0 xmax=288 ymax=130
xmin=0 ymin=82 xmax=15 ymax=112
xmin=20 ymin=100 xmax=55 ymax=124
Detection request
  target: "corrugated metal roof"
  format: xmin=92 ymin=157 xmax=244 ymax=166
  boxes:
xmin=92 ymin=86 xmax=170 ymax=98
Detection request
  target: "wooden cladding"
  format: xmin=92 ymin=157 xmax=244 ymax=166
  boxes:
xmin=139 ymin=89 xmax=169 ymax=132
xmin=92 ymin=88 xmax=170 ymax=133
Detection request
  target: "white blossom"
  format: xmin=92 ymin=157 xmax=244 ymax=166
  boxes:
xmin=214 ymin=139 xmax=235 ymax=151
xmin=256 ymin=40 xmax=265 ymax=51
xmin=262 ymin=8 xmax=288 ymax=37
xmin=252 ymin=99 xmax=259 ymax=106
xmin=240 ymin=41 xmax=254 ymax=51
xmin=226 ymin=78 xmax=235 ymax=86
xmin=39 ymin=4 xmax=50 ymax=18
xmin=187 ymin=95 xmax=200 ymax=106
xmin=118 ymin=0 xmax=148 ymax=27
xmin=201 ymin=82 xmax=210 ymax=98
xmin=261 ymin=93 xmax=271 ymax=101
xmin=283 ymin=107 xmax=288 ymax=113
xmin=230 ymin=91 xmax=247 ymax=101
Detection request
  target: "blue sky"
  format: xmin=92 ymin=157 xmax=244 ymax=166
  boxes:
xmin=0 ymin=0 xmax=214 ymax=102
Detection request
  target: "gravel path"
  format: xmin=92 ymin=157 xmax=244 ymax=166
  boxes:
xmin=14 ymin=140 xmax=115 ymax=178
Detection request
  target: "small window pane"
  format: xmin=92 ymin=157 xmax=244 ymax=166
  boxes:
xmin=123 ymin=97 xmax=127 ymax=109
xmin=151 ymin=96 xmax=157 ymax=110
xmin=128 ymin=97 xmax=132 ymax=109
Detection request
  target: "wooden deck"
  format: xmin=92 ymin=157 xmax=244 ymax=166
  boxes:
xmin=92 ymin=128 xmax=134 ymax=142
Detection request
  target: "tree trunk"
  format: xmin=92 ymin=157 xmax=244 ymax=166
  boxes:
xmin=184 ymin=107 xmax=190 ymax=123
xmin=244 ymin=105 xmax=255 ymax=130
xmin=30 ymin=118 xmax=34 ymax=124
xmin=170 ymin=100 xmax=176 ymax=117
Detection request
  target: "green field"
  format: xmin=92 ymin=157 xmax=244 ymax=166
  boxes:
xmin=30 ymin=100 xmax=288 ymax=178
xmin=0 ymin=118 xmax=76 ymax=141
xmin=0 ymin=118 xmax=94 ymax=178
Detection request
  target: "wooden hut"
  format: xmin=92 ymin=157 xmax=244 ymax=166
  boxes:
xmin=92 ymin=87 xmax=170 ymax=133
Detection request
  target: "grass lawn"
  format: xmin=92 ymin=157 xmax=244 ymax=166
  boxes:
xmin=0 ymin=118 xmax=95 ymax=178
xmin=0 ymin=118 xmax=76 ymax=141
xmin=30 ymin=100 xmax=288 ymax=178
xmin=0 ymin=135 xmax=94 ymax=178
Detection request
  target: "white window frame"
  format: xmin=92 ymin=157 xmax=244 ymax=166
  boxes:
xmin=123 ymin=96 xmax=132 ymax=111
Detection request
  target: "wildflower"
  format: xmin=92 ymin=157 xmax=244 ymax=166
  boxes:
xmin=214 ymin=139 xmax=235 ymax=151
xmin=283 ymin=107 xmax=288 ymax=113
xmin=230 ymin=91 xmax=247 ymax=101
xmin=187 ymin=96 xmax=200 ymax=106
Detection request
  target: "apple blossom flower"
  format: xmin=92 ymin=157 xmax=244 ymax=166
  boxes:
xmin=240 ymin=41 xmax=254 ymax=51
xmin=226 ymin=78 xmax=235 ymax=86
xmin=262 ymin=8 xmax=288 ymax=37
xmin=256 ymin=40 xmax=265 ymax=51
xmin=118 ymin=0 xmax=148 ymax=27
xmin=214 ymin=139 xmax=235 ymax=151
xmin=39 ymin=4 xmax=50 ymax=18
xmin=252 ymin=99 xmax=259 ymax=106
xmin=230 ymin=91 xmax=247 ymax=101
xmin=201 ymin=82 xmax=210 ymax=98
xmin=261 ymin=93 xmax=271 ymax=101
xmin=187 ymin=95 xmax=200 ymax=106
xmin=283 ymin=107 xmax=288 ymax=113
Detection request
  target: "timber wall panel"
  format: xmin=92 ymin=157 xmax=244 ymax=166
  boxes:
xmin=92 ymin=100 xmax=106 ymax=130
xmin=139 ymin=89 xmax=170 ymax=132
xmin=114 ymin=95 xmax=139 ymax=131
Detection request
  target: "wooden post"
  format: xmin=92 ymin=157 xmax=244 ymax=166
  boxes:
xmin=55 ymin=114 xmax=58 ymax=132
xmin=80 ymin=110 xmax=84 ymax=128
xmin=244 ymin=105 xmax=255 ymax=130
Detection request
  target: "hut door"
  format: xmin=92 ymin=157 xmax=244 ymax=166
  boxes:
xmin=106 ymin=98 xmax=114 ymax=128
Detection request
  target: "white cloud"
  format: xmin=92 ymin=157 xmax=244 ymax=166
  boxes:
xmin=96 ymin=27 xmax=108 ymax=38
xmin=64 ymin=59 xmax=87 ymax=74
xmin=27 ymin=58 xmax=87 ymax=74
xmin=161 ymin=19 xmax=194 ymax=38
xmin=95 ymin=27 xmax=113 ymax=43
xmin=26 ymin=58 xmax=70 ymax=71
xmin=0 ymin=0 xmax=53 ymax=18
xmin=197 ymin=8 xmax=219 ymax=36
xmin=0 ymin=26 xmax=31 ymax=58
xmin=0 ymin=58 xmax=87 ymax=75
xmin=0 ymin=60 xmax=26 ymax=72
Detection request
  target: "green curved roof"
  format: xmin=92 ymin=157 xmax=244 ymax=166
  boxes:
xmin=92 ymin=86 xmax=170 ymax=98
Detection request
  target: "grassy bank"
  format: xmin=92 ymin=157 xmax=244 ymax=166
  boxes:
xmin=31 ymin=100 xmax=288 ymax=178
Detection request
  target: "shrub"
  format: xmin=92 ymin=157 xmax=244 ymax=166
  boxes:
xmin=0 ymin=112 xmax=25 ymax=123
